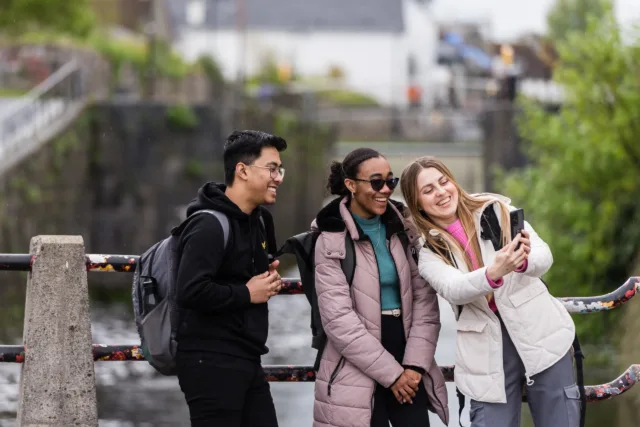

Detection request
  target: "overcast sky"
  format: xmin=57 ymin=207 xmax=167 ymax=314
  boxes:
xmin=430 ymin=0 xmax=640 ymax=41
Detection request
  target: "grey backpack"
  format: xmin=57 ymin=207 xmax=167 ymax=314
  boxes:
xmin=132 ymin=209 xmax=230 ymax=375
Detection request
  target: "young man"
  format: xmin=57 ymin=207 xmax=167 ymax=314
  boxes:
xmin=175 ymin=130 xmax=287 ymax=427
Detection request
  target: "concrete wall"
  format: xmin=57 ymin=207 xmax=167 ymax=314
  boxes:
xmin=0 ymin=101 xmax=336 ymax=283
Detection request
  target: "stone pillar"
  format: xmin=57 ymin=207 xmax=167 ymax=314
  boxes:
xmin=17 ymin=235 xmax=98 ymax=427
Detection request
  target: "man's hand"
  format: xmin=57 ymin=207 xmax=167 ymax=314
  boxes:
xmin=268 ymin=259 xmax=280 ymax=274
xmin=390 ymin=369 xmax=421 ymax=404
xmin=268 ymin=260 xmax=282 ymax=292
xmin=246 ymin=270 xmax=281 ymax=304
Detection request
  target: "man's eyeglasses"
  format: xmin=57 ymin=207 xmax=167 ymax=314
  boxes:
xmin=250 ymin=165 xmax=286 ymax=179
xmin=352 ymin=177 xmax=399 ymax=192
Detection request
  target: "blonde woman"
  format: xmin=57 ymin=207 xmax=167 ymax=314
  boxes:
xmin=400 ymin=156 xmax=580 ymax=427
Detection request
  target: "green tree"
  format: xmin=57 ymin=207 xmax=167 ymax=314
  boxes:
xmin=0 ymin=0 xmax=95 ymax=38
xmin=546 ymin=0 xmax=610 ymax=41
xmin=499 ymin=1 xmax=640 ymax=344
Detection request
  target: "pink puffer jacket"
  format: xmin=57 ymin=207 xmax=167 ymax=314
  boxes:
xmin=312 ymin=197 xmax=449 ymax=427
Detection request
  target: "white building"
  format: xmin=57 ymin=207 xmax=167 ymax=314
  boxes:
xmin=168 ymin=0 xmax=440 ymax=106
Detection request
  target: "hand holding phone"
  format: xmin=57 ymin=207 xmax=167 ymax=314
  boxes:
xmin=510 ymin=209 xmax=525 ymax=250
xmin=487 ymin=232 xmax=529 ymax=280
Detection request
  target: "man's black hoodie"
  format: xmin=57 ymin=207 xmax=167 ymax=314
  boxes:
xmin=175 ymin=182 xmax=277 ymax=359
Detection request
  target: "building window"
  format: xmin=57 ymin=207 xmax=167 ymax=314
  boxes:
xmin=408 ymin=55 xmax=417 ymax=78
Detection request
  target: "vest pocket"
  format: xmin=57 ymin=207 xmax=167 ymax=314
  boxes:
xmin=456 ymin=317 xmax=489 ymax=375
xmin=456 ymin=317 xmax=488 ymax=333
xmin=508 ymin=281 xmax=546 ymax=307
xmin=564 ymin=384 xmax=581 ymax=427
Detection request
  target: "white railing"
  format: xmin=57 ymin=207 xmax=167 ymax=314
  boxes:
xmin=0 ymin=59 xmax=88 ymax=177
xmin=520 ymin=78 xmax=565 ymax=104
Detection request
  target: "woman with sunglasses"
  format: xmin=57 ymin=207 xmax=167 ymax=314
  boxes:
xmin=311 ymin=148 xmax=449 ymax=427
xmin=400 ymin=156 xmax=578 ymax=427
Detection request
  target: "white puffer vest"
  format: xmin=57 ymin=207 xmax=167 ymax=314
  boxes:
xmin=417 ymin=194 xmax=575 ymax=403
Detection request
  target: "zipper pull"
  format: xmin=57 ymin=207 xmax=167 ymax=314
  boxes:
xmin=328 ymin=384 xmax=332 ymax=397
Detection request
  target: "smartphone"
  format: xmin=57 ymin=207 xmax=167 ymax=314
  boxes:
xmin=510 ymin=209 xmax=525 ymax=250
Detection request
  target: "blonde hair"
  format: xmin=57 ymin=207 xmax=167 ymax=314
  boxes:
xmin=400 ymin=156 xmax=511 ymax=270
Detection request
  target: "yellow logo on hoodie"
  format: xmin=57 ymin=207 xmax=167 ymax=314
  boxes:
xmin=262 ymin=241 xmax=267 ymax=249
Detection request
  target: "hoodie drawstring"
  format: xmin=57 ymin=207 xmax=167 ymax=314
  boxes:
xmin=525 ymin=373 xmax=535 ymax=386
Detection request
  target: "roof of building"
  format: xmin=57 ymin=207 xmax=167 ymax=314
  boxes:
xmin=168 ymin=0 xmax=405 ymax=33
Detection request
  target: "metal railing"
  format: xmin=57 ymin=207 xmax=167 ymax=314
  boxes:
xmin=0 ymin=251 xmax=638 ymax=403
xmin=0 ymin=59 xmax=87 ymax=177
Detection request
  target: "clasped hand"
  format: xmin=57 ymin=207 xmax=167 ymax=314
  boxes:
xmin=390 ymin=369 xmax=422 ymax=404
xmin=246 ymin=260 xmax=282 ymax=304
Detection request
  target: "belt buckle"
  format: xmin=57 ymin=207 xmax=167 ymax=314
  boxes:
xmin=392 ymin=308 xmax=401 ymax=317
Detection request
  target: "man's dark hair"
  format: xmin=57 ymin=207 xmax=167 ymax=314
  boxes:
xmin=223 ymin=130 xmax=287 ymax=185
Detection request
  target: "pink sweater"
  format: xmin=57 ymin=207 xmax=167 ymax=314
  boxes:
xmin=446 ymin=220 xmax=503 ymax=311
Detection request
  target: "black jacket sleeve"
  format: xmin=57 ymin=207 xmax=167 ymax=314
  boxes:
xmin=176 ymin=215 xmax=252 ymax=312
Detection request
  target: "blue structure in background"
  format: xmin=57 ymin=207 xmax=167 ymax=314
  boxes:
xmin=439 ymin=32 xmax=493 ymax=71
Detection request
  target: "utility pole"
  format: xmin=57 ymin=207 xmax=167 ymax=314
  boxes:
xmin=143 ymin=0 xmax=157 ymax=100
xmin=235 ymin=0 xmax=247 ymax=85
xmin=230 ymin=0 xmax=247 ymax=127
xmin=483 ymin=43 xmax=523 ymax=192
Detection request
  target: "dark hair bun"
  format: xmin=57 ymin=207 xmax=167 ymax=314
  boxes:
xmin=327 ymin=161 xmax=349 ymax=196
xmin=326 ymin=148 xmax=383 ymax=197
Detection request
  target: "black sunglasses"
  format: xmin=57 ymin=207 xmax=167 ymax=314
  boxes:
xmin=352 ymin=177 xmax=399 ymax=192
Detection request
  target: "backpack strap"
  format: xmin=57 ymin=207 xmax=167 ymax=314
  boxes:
xmin=457 ymin=389 xmax=466 ymax=427
xmin=480 ymin=205 xmax=502 ymax=252
xmin=573 ymin=335 xmax=587 ymax=427
xmin=397 ymin=231 xmax=419 ymax=265
xmin=340 ymin=230 xmax=416 ymax=284
xmin=193 ymin=209 xmax=231 ymax=249
xmin=340 ymin=233 xmax=356 ymax=286
xmin=171 ymin=209 xmax=231 ymax=249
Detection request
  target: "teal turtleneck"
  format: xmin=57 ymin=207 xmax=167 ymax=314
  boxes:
xmin=351 ymin=212 xmax=401 ymax=310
